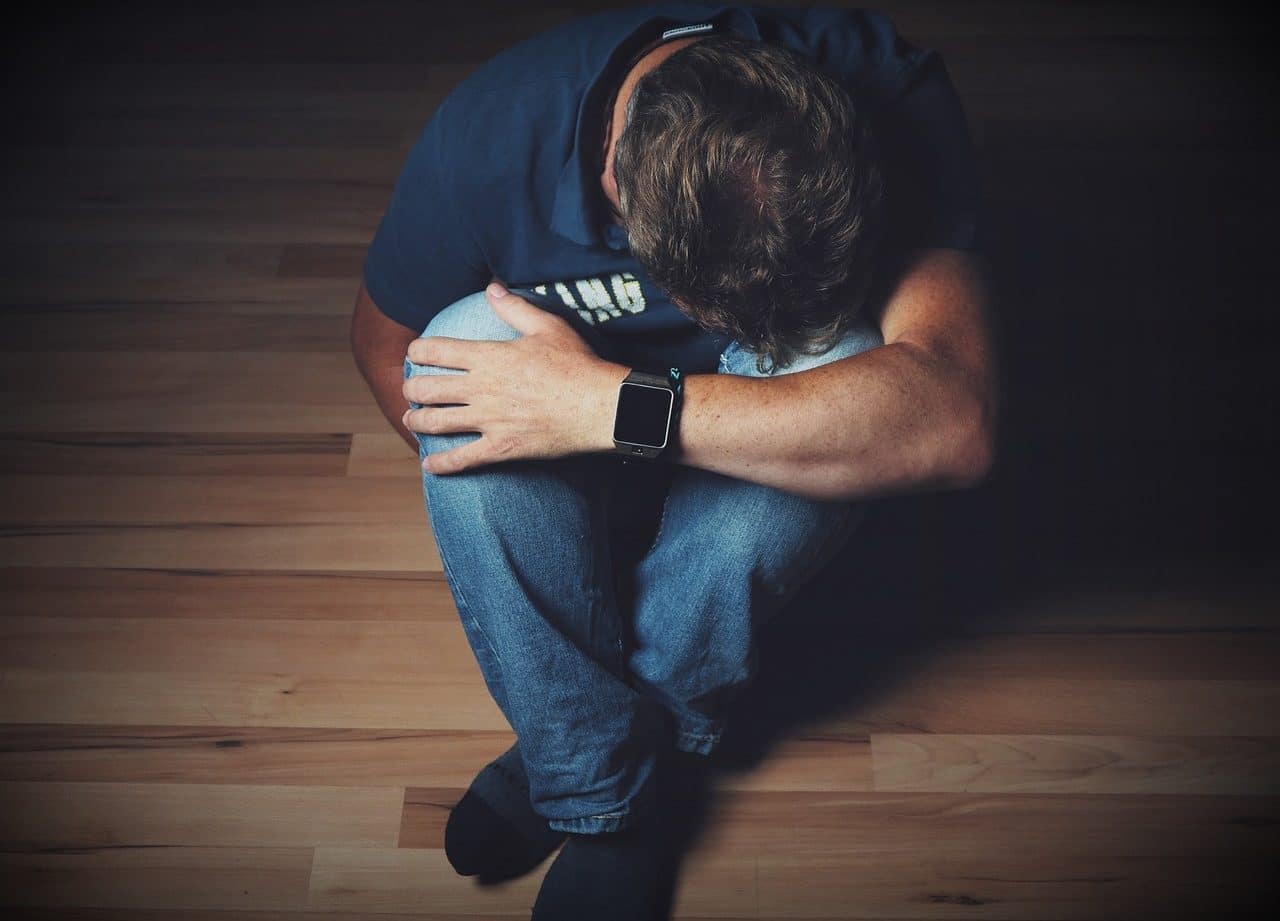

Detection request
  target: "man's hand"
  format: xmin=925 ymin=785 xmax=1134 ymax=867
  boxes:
xmin=402 ymin=284 xmax=628 ymax=474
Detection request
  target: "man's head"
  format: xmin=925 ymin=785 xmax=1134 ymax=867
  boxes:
xmin=610 ymin=33 xmax=886 ymax=373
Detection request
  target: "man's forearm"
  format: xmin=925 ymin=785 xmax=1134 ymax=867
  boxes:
xmin=655 ymin=341 xmax=994 ymax=502
xmin=357 ymin=357 xmax=419 ymax=454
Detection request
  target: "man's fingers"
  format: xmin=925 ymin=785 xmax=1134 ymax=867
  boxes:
xmin=402 ymin=372 xmax=469 ymax=405
xmin=403 ymin=405 xmax=477 ymax=436
xmin=423 ymin=435 xmax=511 ymax=475
xmin=406 ymin=335 xmax=502 ymax=370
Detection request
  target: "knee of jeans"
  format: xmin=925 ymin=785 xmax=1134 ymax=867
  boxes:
xmin=718 ymin=321 xmax=885 ymax=378
xmin=403 ymin=291 xmax=523 ymax=392
xmin=659 ymin=483 xmax=857 ymax=601
xmin=403 ymin=291 xmax=523 ymax=453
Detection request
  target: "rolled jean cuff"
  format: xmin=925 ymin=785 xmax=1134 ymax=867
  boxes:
xmin=544 ymin=770 xmax=659 ymax=835
xmin=675 ymin=726 xmax=722 ymax=756
xmin=547 ymin=811 xmax=635 ymax=835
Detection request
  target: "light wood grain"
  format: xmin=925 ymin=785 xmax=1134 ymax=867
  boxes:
xmin=807 ymin=676 xmax=1280 ymax=735
xmin=0 ymin=351 xmax=383 ymax=434
xmin=0 ymin=780 xmax=403 ymax=850
xmin=0 ymin=523 xmax=440 ymax=571
xmin=0 ymin=433 xmax=354 ymax=478
xmin=0 ymin=846 xmax=314 ymax=912
xmin=0 ymin=668 xmax=506 ymax=731
xmin=871 ymin=734 xmax=1280 ymax=795
xmin=0 ymin=617 xmax=482 ymax=676
xmin=347 ymin=433 xmax=420 ymax=478
xmin=0 ymin=567 xmax=458 ymax=619
xmin=308 ymin=845 xmax=757 ymax=918
xmin=0 ymin=725 xmax=517 ymax=787
xmin=0 ymin=474 xmax=429 ymax=525
xmin=0 ymin=568 xmax=454 ymax=621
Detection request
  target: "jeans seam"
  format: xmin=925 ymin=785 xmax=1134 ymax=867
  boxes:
xmin=429 ymin=492 xmax=513 ymax=711
xmin=411 ymin=349 xmax=510 ymax=705
xmin=640 ymin=483 xmax=673 ymax=560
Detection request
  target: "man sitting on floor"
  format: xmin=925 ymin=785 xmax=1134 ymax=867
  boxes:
xmin=350 ymin=4 xmax=997 ymax=918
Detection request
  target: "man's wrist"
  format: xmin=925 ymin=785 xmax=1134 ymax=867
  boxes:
xmin=588 ymin=360 xmax=631 ymax=453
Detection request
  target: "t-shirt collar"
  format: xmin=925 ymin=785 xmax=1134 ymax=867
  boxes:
xmin=549 ymin=4 xmax=763 ymax=251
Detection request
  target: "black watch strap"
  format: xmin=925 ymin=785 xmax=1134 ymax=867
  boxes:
xmin=614 ymin=366 xmax=683 ymax=463
xmin=624 ymin=369 xmax=670 ymax=389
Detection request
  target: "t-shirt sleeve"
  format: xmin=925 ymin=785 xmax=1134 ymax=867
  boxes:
xmin=363 ymin=97 xmax=491 ymax=333
xmin=871 ymin=43 xmax=984 ymax=253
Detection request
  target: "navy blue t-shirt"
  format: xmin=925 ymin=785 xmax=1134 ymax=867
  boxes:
xmin=364 ymin=2 xmax=981 ymax=373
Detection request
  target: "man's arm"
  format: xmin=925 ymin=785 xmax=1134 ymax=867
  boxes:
xmin=349 ymin=280 xmax=422 ymax=454
xmin=660 ymin=248 xmax=999 ymax=502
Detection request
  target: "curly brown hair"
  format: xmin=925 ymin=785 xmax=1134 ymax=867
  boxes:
xmin=613 ymin=33 xmax=886 ymax=373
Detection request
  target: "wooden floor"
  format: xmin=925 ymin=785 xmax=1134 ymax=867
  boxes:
xmin=1 ymin=1 xmax=1277 ymax=918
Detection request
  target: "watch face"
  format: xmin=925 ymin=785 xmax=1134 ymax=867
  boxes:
xmin=613 ymin=382 xmax=674 ymax=448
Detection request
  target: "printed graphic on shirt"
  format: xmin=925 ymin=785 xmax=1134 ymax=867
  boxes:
xmin=530 ymin=272 xmax=646 ymax=326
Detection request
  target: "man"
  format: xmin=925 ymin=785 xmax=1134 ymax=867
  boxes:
xmin=350 ymin=3 xmax=997 ymax=917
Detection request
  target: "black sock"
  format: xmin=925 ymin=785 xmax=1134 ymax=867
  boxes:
xmin=531 ymin=813 xmax=669 ymax=921
xmin=444 ymin=742 xmax=566 ymax=881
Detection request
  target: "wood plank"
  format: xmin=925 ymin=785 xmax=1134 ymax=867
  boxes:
xmin=713 ymin=734 xmax=875 ymax=793
xmin=3 ymin=146 xmax=404 ymax=188
xmin=8 ymin=176 xmax=392 ymax=216
xmin=278 ymin=244 xmax=368 ymax=279
xmin=307 ymin=844 xmax=756 ymax=918
xmin=756 ymin=850 xmax=1267 ymax=919
xmin=0 ymin=276 xmax=358 ymax=315
xmin=308 ymin=846 xmax=546 ymax=916
xmin=347 ymin=433 xmax=419 ymax=478
xmin=722 ymin=791 xmax=1279 ymax=918
xmin=0 ymin=351 xmax=385 ymax=433
xmin=0 ymin=780 xmax=403 ymax=850
xmin=13 ymin=114 xmax=406 ymax=152
xmin=806 ymin=677 xmax=1280 ymax=736
xmin=0 ymin=308 xmax=350 ymax=352
xmin=0 ymin=725 xmax=515 ymax=787
xmin=0 ymin=243 xmax=282 ymax=284
xmin=0 ymin=523 xmax=439 ymax=572
xmin=397 ymin=733 xmax=873 ymax=848
xmin=9 ymin=910 xmax=528 ymax=921
xmin=9 ymin=617 xmax=1271 ymax=718
xmin=0 ymin=669 xmax=505 ymax=731
xmin=0 ymin=846 xmax=312 ymax=912
xmin=871 ymin=734 xmax=1280 ymax=795
xmin=0 ymin=568 xmax=453 ymax=621
xmin=0 ymin=433 xmax=354 ymax=478
xmin=0 ymin=475 xmax=429 ymax=526
xmin=876 ymin=632 xmax=1280 ymax=680
xmin=0 ymin=617 xmax=481 ymax=677
xmin=0 ymin=208 xmax=380 ymax=246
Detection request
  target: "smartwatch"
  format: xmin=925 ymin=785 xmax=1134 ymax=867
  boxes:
xmin=612 ymin=367 xmax=684 ymax=461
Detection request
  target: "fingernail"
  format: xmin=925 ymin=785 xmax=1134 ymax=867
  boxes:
xmin=422 ymin=456 xmax=431 ymax=472
xmin=487 ymin=282 xmax=508 ymax=298
xmin=402 ymin=409 xmax=410 ymax=426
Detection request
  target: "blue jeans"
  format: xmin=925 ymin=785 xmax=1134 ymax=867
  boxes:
xmin=404 ymin=290 xmax=883 ymax=834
